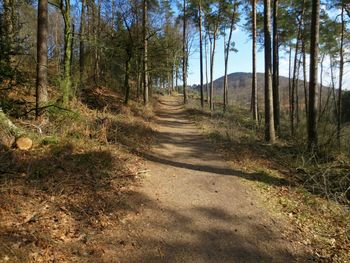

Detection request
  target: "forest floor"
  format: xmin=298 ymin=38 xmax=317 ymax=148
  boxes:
xmin=1 ymin=91 xmax=348 ymax=262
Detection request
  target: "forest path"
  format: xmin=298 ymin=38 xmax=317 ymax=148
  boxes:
xmin=118 ymin=96 xmax=304 ymax=263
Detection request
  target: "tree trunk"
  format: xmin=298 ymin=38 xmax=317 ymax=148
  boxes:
xmin=198 ymin=1 xmax=204 ymax=108
xmin=91 ymin=0 xmax=101 ymax=86
xmin=79 ymin=0 xmax=86 ymax=86
xmin=205 ymin=34 xmax=209 ymax=104
xmin=62 ymin=0 xmax=72 ymax=107
xmin=319 ymin=54 xmax=325 ymax=118
xmin=124 ymin=57 xmax=131 ymax=105
xmin=308 ymin=0 xmax=320 ymax=151
xmin=210 ymin=28 xmax=218 ymax=111
xmin=302 ymin=39 xmax=308 ymax=118
xmin=337 ymin=4 xmax=344 ymax=148
xmin=2 ymin=0 xmax=13 ymax=63
xmin=296 ymin=52 xmax=302 ymax=125
xmin=264 ymin=0 xmax=275 ymax=143
xmin=176 ymin=64 xmax=179 ymax=92
xmin=252 ymin=0 xmax=258 ymax=124
xmin=183 ymin=0 xmax=188 ymax=104
xmin=143 ymin=0 xmax=149 ymax=104
xmin=288 ymin=44 xmax=292 ymax=118
xmin=223 ymin=3 xmax=237 ymax=113
xmin=291 ymin=1 xmax=304 ymax=134
xmin=272 ymin=0 xmax=280 ymax=133
xmin=36 ymin=0 xmax=49 ymax=118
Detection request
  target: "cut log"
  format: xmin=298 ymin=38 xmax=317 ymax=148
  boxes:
xmin=15 ymin=137 xmax=33 ymax=150
xmin=0 ymin=108 xmax=32 ymax=150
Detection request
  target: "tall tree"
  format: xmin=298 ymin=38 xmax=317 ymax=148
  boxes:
xmin=143 ymin=0 xmax=149 ymax=104
xmin=60 ymin=0 xmax=73 ymax=106
xmin=272 ymin=0 xmax=280 ymax=132
xmin=2 ymin=0 xmax=13 ymax=64
xmin=79 ymin=0 xmax=86 ymax=86
xmin=264 ymin=0 xmax=275 ymax=143
xmin=207 ymin=2 xmax=222 ymax=111
xmin=291 ymin=0 xmax=305 ymax=134
xmin=337 ymin=2 xmax=345 ymax=147
xmin=183 ymin=0 xmax=188 ymax=104
xmin=205 ymin=33 xmax=210 ymax=104
xmin=36 ymin=0 xmax=49 ymax=118
xmin=223 ymin=1 xmax=238 ymax=112
xmin=251 ymin=0 xmax=258 ymax=124
xmin=308 ymin=0 xmax=320 ymax=150
xmin=198 ymin=0 xmax=204 ymax=108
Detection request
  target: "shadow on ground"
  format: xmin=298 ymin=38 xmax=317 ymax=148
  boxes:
xmin=107 ymin=190 xmax=313 ymax=263
xmin=0 ymin=143 xmax=138 ymax=261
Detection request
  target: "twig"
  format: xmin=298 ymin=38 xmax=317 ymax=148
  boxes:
xmin=17 ymin=120 xmax=43 ymax=134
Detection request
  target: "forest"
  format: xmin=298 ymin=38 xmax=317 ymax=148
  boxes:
xmin=0 ymin=0 xmax=349 ymax=262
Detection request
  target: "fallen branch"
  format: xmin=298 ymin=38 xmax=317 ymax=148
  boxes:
xmin=0 ymin=108 xmax=25 ymax=137
xmin=18 ymin=104 xmax=78 ymax=117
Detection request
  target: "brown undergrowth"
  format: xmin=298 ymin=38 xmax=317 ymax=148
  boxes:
xmin=0 ymin=86 xmax=156 ymax=262
xmin=186 ymin=99 xmax=350 ymax=263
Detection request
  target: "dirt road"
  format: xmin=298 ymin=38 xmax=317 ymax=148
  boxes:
xmin=117 ymin=96 xmax=307 ymax=263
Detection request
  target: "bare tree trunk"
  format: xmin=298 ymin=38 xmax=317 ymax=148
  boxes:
xmin=176 ymin=64 xmax=178 ymax=92
xmin=288 ymin=44 xmax=292 ymax=117
xmin=302 ymin=39 xmax=308 ymax=118
xmin=223 ymin=3 xmax=237 ymax=113
xmin=36 ymin=0 xmax=49 ymax=118
xmin=143 ymin=0 xmax=149 ymax=104
xmin=135 ymin=4 xmax=141 ymax=99
xmin=308 ymin=0 xmax=320 ymax=151
xmin=183 ymin=0 xmax=188 ymax=104
xmin=124 ymin=57 xmax=131 ymax=105
xmin=264 ymin=0 xmax=275 ymax=143
xmin=337 ymin=4 xmax=345 ymax=148
xmin=272 ymin=0 xmax=280 ymax=132
xmin=79 ymin=0 xmax=85 ymax=86
xmin=198 ymin=1 xmax=204 ymax=108
xmin=319 ymin=54 xmax=325 ymax=117
xmin=251 ymin=0 xmax=258 ymax=124
xmin=210 ymin=25 xmax=218 ymax=112
xmin=291 ymin=2 xmax=304 ymax=134
xmin=62 ymin=0 xmax=72 ymax=107
xmin=205 ymin=34 xmax=209 ymax=104
xmin=94 ymin=0 xmax=101 ymax=85
xmin=296 ymin=52 xmax=302 ymax=125
xmin=3 ymin=0 xmax=13 ymax=63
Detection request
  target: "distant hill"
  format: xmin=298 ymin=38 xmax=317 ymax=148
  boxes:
xmin=194 ymin=72 xmax=293 ymax=108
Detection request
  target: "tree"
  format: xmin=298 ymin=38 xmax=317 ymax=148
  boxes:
xmin=206 ymin=1 xmax=223 ymax=111
xmin=36 ymin=0 xmax=49 ymax=118
xmin=251 ymin=0 xmax=258 ymax=124
xmin=264 ymin=0 xmax=275 ymax=143
xmin=337 ymin=2 xmax=345 ymax=147
xmin=143 ymin=0 xmax=149 ymax=104
xmin=79 ymin=0 xmax=86 ymax=86
xmin=223 ymin=0 xmax=239 ymax=112
xmin=183 ymin=0 xmax=188 ymax=104
xmin=308 ymin=0 xmax=320 ymax=150
xmin=58 ymin=0 xmax=73 ymax=106
xmin=272 ymin=0 xmax=280 ymax=132
xmin=198 ymin=0 xmax=204 ymax=108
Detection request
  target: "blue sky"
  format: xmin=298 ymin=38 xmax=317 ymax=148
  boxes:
xmin=186 ymin=27 xmax=350 ymax=90
xmin=187 ymin=28 xmax=265 ymax=85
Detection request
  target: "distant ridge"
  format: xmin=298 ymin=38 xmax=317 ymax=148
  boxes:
xmin=194 ymin=72 xmax=292 ymax=105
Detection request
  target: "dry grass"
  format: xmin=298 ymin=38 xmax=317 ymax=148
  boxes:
xmin=186 ymin=99 xmax=350 ymax=263
xmin=0 ymin=86 xmax=156 ymax=262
